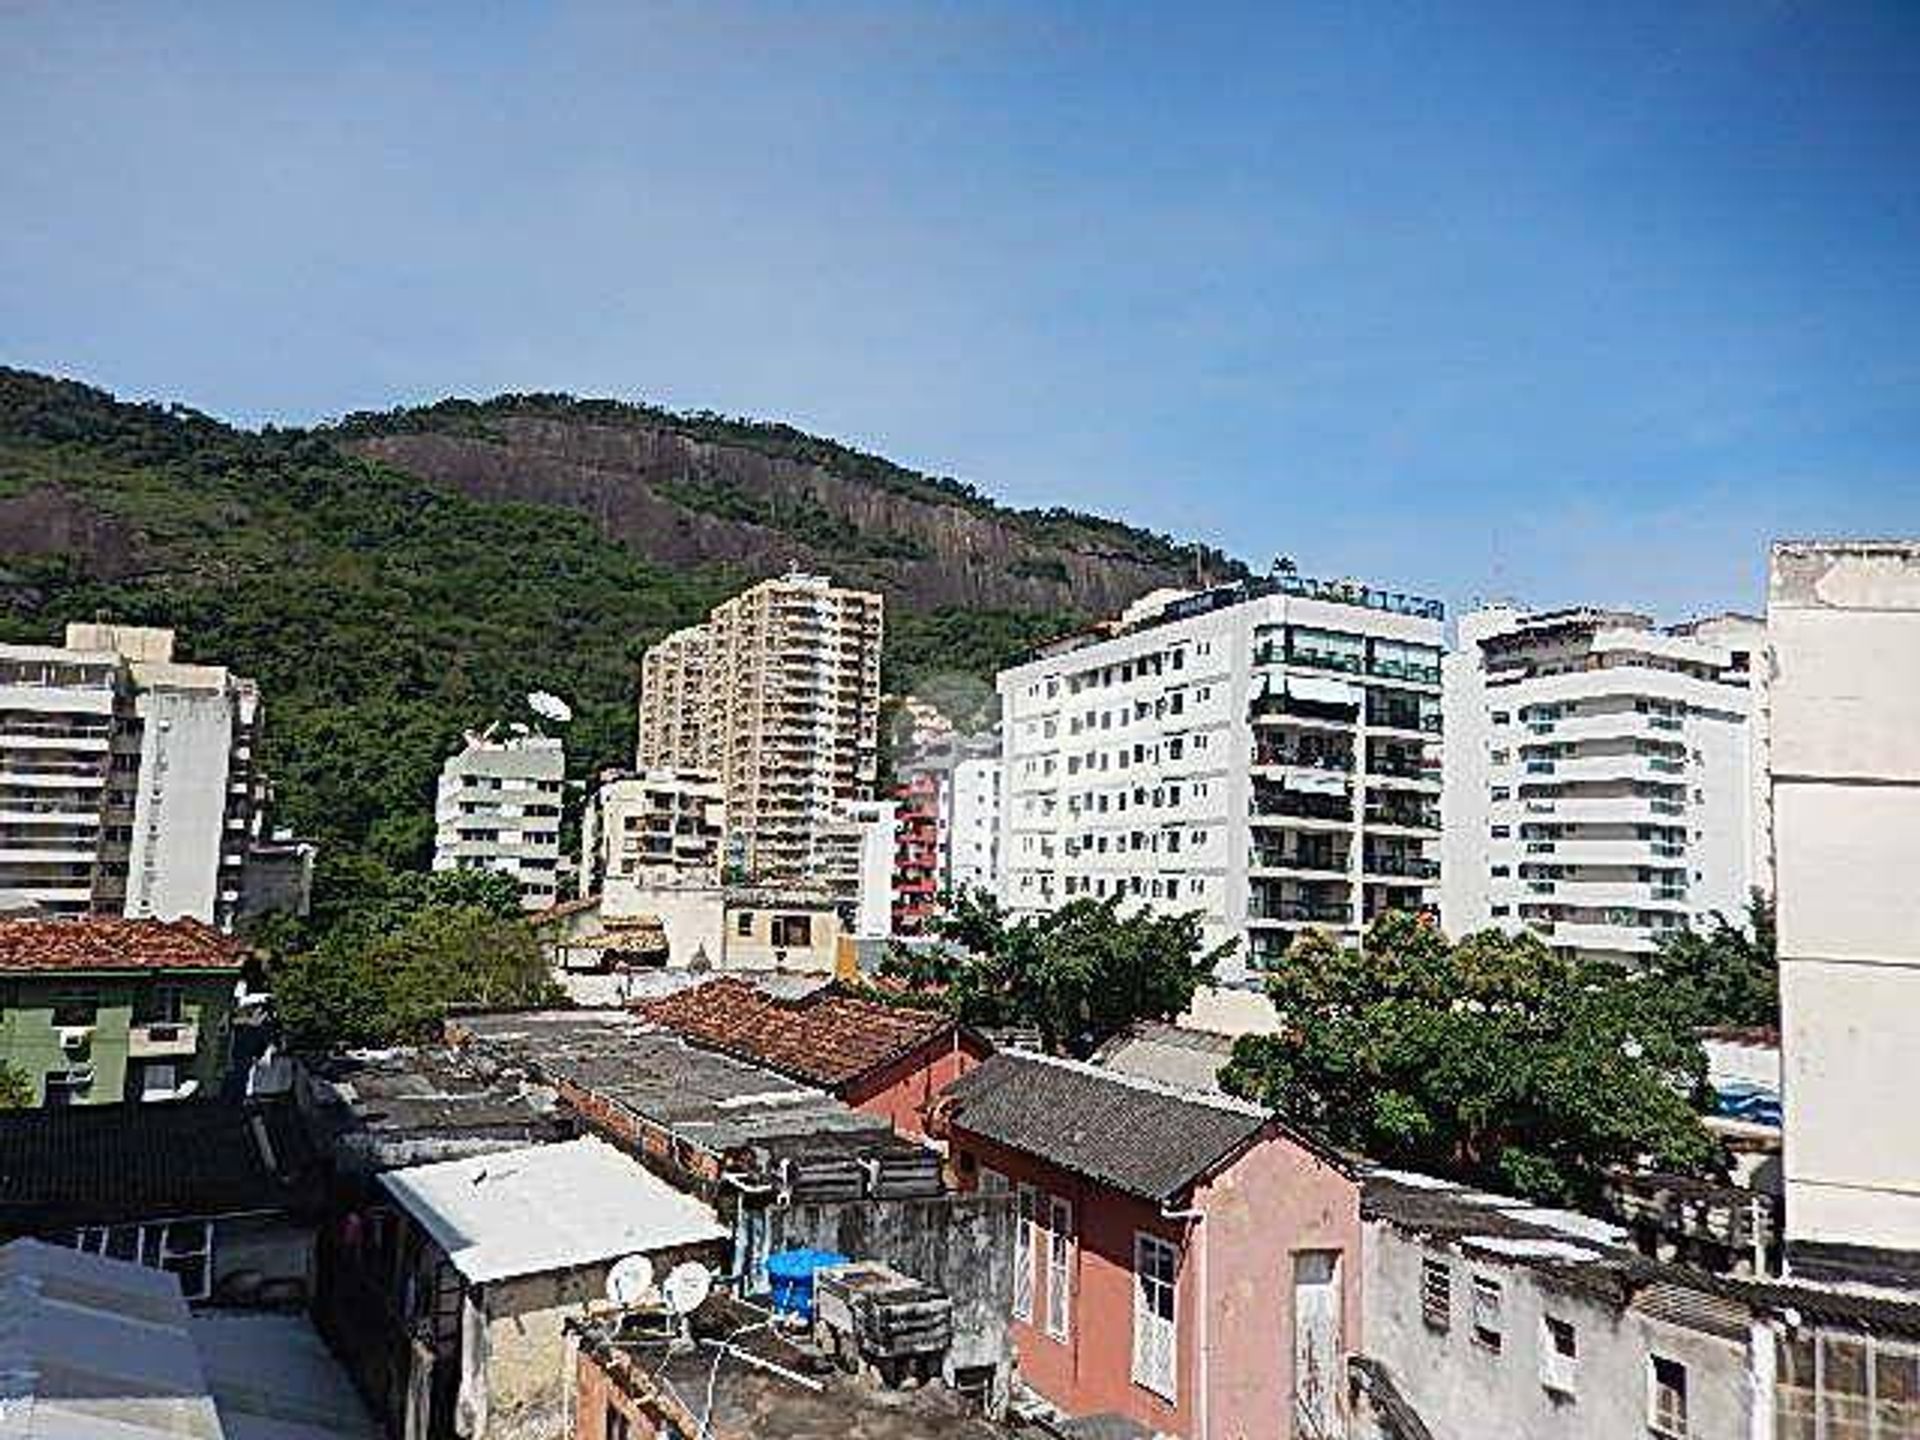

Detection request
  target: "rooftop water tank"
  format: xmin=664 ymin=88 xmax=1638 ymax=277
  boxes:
xmin=765 ymin=1247 xmax=848 ymax=1321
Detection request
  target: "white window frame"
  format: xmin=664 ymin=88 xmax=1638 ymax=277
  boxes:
xmin=1012 ymin=1184 xmax=1035 ymax=1322
xmin=1132 ymin=1232 xmax=1178 ymax=1400
xmin=1648 ymin=1354 xmax=1688 ymax=1438
xmin=1471 ymin=1275 xmax=1503 ymax=1353
xmin=1045 ymin=1195 xmax=1074 ymax=1342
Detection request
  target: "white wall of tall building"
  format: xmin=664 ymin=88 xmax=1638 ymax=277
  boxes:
xmin=997 ymin=576 xmax=1446 ymax=984
xmin=945 ymin=753 xmax=1002 ymax=897
xmin=126 ymin=679 xmax=236 ymax=923
xmin=1441 ymin=604 xmax=1763 ymax=965
xmin=1770 ymin=541 xmax=1920 ymax=1278
xmin=432 ymin=731 xmax=566 ymax=911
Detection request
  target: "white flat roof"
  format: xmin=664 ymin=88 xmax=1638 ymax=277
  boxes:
xmin=378 ymin=1136 xmax=727 ymax=1284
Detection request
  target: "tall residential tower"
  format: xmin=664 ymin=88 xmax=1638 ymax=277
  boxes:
xmin=637 ymin=572 xmax=884 ymax=893
xmin=1440 ymin=604 xmax=1766 ymax=968
xmin=996 ymin=573 xmax=1445 ymax=982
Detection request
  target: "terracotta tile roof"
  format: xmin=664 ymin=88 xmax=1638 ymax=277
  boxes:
xmin=0 ymin=917 xmax=243 ymax=974
xmin=634 ymin=978 xmax=955 ymax=1091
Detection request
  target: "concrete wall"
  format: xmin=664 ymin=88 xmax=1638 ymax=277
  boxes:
xmin=842 ymin=1032 xmax=989 ymax=1141
xmin=1769 ymin=541 xmax=1920 ymax=1275
xmin=1360 ymin=1219 xmax=1755 ymax=1440
xmin=767 ymin=1191 xmax=1017 ymax=1377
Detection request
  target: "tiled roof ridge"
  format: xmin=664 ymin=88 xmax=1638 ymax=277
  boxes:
xmin=0 ymin=916 xmax=244 ymax=972
xmin=998 ymin=1046 xmax=1270 ymax=1119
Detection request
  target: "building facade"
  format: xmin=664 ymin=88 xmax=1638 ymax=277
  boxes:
xmin=0 ymin=917 xmax=242 ymax=1106
xmin=579 ymin=768 xmax=724 ymax=893
xmin=893 ymin=771 xmax=940 ymax=934
xmin=997 ymin=574 xmax=1445 ymax=981
xmin=0 ymin=623 xmax=292 ymax=929
xmin=1769 ymin=541 xmax=1920 ymax=1283
xmin=1440 ymin=604 xmax=1766 ymax=968
xmin=897 ymin=731 xmax=1003 ymax=921
xmin=432 ymin=728 xmax=565 ymax=910
xmin=944 ymin=1051 xmax=1361 ymax=1439
xmin=636 ymin=573 xmax=883 ymax=895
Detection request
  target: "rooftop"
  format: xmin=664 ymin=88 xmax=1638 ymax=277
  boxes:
xmin=1090 ymin=1021 xmax=1235 ymax=1096
xmin=576 ymin=1297 xmax=1005 ymax=1440
xmin=0 ymin=916 xmax=244 ymax=974
xmin=942 ymin=1050 xmax=1281 ymax=1203
xmin=635 ymin=978 xmax=960 ymax=1091
xmin=448 ymin=1008 xmax=898 ymax=1165
xmin=0 ymin=1099 xmax=317 ymax=1231
xmin=378 ymin=1136 xmax=727 ymax=1284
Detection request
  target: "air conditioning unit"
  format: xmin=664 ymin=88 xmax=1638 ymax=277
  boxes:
xmin=57 ymin=1025 xmax=93 ymax=1052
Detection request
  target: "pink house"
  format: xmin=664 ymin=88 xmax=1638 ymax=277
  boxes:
xmin=943 ymin=1051 xmax=1361 ymax=1439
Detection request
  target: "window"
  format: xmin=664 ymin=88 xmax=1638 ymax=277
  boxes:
xmin=1420 ymin=1257 xmax=1451 ymax=1331
xmin=1012 ymin=1185 xmax=1035 ymax=1321
xmin=735 ymin=911 xmax=753 ymax=938
xmin=72 ymin=1220 xmax=213 ymax=1300
xmin=1541 ymin=1316 xmax=1577 ymax=1394
xmin=1776 ymin=1330 xmax=1920 ymax=1439
xmin=1649 ymin=1355 xmax=1688 ymax=1436
xmin=770 ymin=914 xmax=812 ymax=948
xmin=1471 ymin=1276 xmax=1503 ymax=1353
xmin=1132 ymin=1233 xmax=1178 ymax=1399
xmin=1045 ymin=1196 xmax=1074 ymax=1341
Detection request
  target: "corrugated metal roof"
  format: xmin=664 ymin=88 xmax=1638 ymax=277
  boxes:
xmin=378 ymin=1136 xmax=727 ymax=1284
xmin=943 ymin=1051 xmax=1270 ymax=1202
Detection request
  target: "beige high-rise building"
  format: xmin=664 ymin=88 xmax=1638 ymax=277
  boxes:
xmin=637 ymin=573 xmax=883 ymax=889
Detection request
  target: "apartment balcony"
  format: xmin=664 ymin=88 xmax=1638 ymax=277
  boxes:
xmin=1365 ymin=704 xmax=1442 ymax=736
xmin=1524 ymin=753 xmax=1687 ymax=785
xmin=1362 ymin=851 xmax=1440 ymax=880
xmin=128 ymin=1020 xmax=199 ymax=1059
xmin=1367 ymin=656 xmax=1442 ymax=687
xmin=1542 ymin=879 xmax=1690 ymax=911
xmin=1547 ymin=920 xmax=1662 ymax=955
xmin=1248 ymin=847 xmax=1350 ymax=877
xmin=1363 ymin=803 xmax=1440 ymax=834
xmin=1250 ymin=692 xmax=1359 ymax=727
xmin=1509 ymin=794 xmax=1687 ymax=823
xmin=0 ymin=731 xmax=112 ymax=753
xmin=1248 ymin=896 xmax=1354 ymax=925
xmin=1250 ymin=744 xmax=1354 ymax=773
xmin=0 ymin=768 xmax=107 ymax=790
xmin=1518 ymin=838 xmax=1686 ymax=867
xmin=1519 ymin=711 xmax=1686 ymax=744
xmin=1250 ymin=787 xmax=1354 ymax=826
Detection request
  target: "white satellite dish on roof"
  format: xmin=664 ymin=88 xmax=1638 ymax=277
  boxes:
xmin=527 ymin=691 xmax=573 ymax=724
xmin=662 ymin=1261 xmax=713 ymax=1317
xmin=605 ymin=1254 xmax=655 ymax=1308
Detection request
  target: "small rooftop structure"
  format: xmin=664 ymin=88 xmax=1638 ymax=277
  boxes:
xmin=941 ymin=1050 xmax=1285 ymax=1203
xmin=447 ymin=1008 xmax=904 ymax=1173
xmin=187 ymin=1310 xmax=381 ymax=1440
xmin=635 ymin=977 xmax=961 ymax=1092
xmin=0 ymin=1098 xmax=316 ymax=1231
xmin=0 ymin=916 xmax=243 ymax=973
xmin=377 ymin=1135 xmax=727 ymax=1285
xmin=1090 ymin=1020 xmax=1236 ymax=1095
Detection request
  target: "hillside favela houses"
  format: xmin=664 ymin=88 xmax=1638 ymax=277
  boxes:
xmin=1441 ymin=603 xmax=1769 ymax=967
xmin=996 ymin=571 xmax=1445 ymax=980
xmin=0 ymin=621 xmax=313 ymax=928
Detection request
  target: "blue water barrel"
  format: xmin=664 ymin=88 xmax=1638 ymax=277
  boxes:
xmin=765 ymin=1248 xmax=848 ymax=1320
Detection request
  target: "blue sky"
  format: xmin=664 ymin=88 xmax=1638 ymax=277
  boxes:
xmin=4 ymin=2 xmax=1917 ymax=620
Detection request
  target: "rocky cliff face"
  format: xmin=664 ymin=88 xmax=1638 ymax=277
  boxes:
xmin=340 ymin=402 xmax=1239 ymax=614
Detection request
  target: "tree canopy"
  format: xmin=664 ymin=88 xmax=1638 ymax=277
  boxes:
xmin=0 ymin=1061 xmax=33 ymax=1109
xmin=1644 ymin=890 xmax=1778 ymax=1029
xmin=879 ymin=889 xmax=1229 ymax=1055
xmin=1217 ymin=913 xmax=1722 ymax=1205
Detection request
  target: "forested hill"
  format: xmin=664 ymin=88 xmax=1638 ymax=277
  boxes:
xmin=0 ymin=368 xmax=1237 ymax=897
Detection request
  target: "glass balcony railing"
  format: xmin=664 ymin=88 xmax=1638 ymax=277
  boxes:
xmin=1362 ymin=852 xmax=1440 ymax=878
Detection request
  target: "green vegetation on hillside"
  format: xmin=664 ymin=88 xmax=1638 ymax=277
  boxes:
xmin=0 ymin=369 xmax=1086 ymax=923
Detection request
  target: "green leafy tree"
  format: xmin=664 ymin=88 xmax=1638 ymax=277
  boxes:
xmin=1645 ymin=889 xmax=1778 ymax=1028
xmin=0 ymin=1061 xmax=34 ymax=1109
xmin=1218 ymin=913 xmax=1721 ymax=1205
xmin=881 ymin=889 xmax=1228 ymax=1054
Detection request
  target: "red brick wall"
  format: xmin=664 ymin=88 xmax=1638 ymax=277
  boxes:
xmin=842 ymin=1031 xmax=989 ymax=1140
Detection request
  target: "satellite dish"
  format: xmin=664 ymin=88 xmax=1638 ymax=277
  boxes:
xmin=605 ymin=1254 xmax=655 ymax=1308
xmin=662 ymin=1262 xmax=713 ymax=1317
xmin=527 ymin=691 xmax=573 ymax=724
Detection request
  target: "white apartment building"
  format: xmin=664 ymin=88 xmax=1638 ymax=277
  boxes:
xmin=432 ymin=728 xmax=565 ymax=910
xmin=817 ymin=798 xmax=895 ymax=939
xmin=0 ymin=623 xmax=280 ymax=928
xmin=899 ymin=731 xmax=1003 ymax=900
xmin=1440 ymin=604 xmax=1765 ymax=969
xmin=579 ymin=768 xmax=724 ymax=893
xmin=1769 ymin=540 xmax=1920 ymax=1284
xmin=637 ymin=572 xmax=883 ymax=896
xmin=997 ymin=573 xmax=1446 ymax=982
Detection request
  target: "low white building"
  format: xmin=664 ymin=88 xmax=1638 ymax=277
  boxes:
xmin=376 ymin=1137 xmax=728 ymax=1439
xmin=580 ymin=767 xmax=724 ymax=892
xmin=1441 ymin=604 xmax=1766 ymax=968
xmin=432 ymin=727 xmax=565 ymax=910
xmin=997 ymin=573 xmax=1446 ymax=982
xmin=1769 ymin=540 xmax=1920 ymax=1283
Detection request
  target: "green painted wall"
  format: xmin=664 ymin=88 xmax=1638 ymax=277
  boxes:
xmin=0 ymin=970 xmax=236 ymax=1105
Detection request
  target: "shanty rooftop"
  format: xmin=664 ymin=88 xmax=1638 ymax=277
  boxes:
xmin=378 ymin=1136 xmax=727 ymax=1284
xmin=942 ymin=1050 xmax=1278 ymax=1203
xmin=0 ymin=916 xmax=243 ymax=973
xmin=635 ymin=977 xmax=959 ymax=1090
xmin=449 ymin=1008 xmax=900 ymax=1163
xmin=1090 ymin=1020 xmax=1235 ymax=1095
